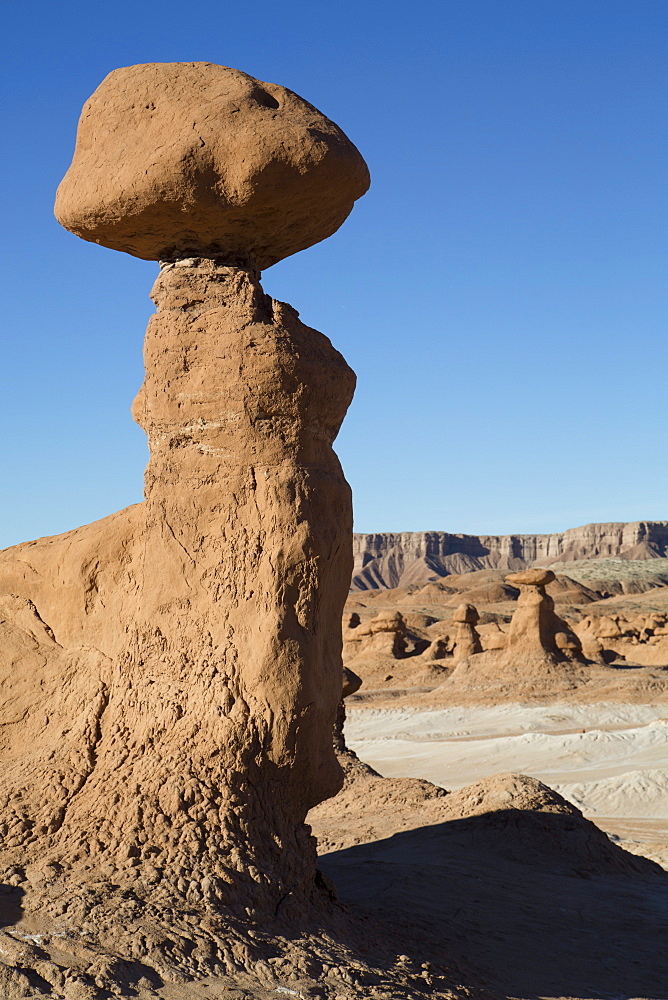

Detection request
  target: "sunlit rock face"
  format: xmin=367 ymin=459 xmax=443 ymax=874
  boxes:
xmin=0 ymin=62 xmax=366 ymax=986
xmin=55 ymin=61 xmax=369 ymax=268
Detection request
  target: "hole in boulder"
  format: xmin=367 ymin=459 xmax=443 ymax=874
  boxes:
xmin=254 ymin=88 xmax=280 ymax=110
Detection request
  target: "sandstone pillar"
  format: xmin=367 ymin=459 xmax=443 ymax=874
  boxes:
xmin=505 ymin=568 xmax=584 ymax=663
xmin=50 ymin=258 xmax=357 ymax=902
xmin=0 ymin=62 xmax=369 ymax=979
xmin=452 ymin=602 xmax=482 ymax=662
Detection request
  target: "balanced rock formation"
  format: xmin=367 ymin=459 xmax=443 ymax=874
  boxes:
xmin=503 ymin=569 xmax=584 ymax=662
xmin=55 ymin=62 xmax=369 ymax=268
xmin=446 ymin=569 xmax=588 ymax=697
xmin=0 ymin=62 xmax=368 ymax=993
xmin=452 ymin=602 xmax=482 ymax=662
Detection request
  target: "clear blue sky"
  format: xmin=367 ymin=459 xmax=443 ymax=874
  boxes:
xmin=1 ymin=0 xmax=666 ymax=547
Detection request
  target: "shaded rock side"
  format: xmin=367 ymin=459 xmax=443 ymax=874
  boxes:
xmin=0 ymin=259 xmax=356 ymax=972
xmin=352 ymin=522 xmax=668 ymax=590
xmin=311 ymin=769 xmax=658 ymax=879
xmin=55 ymin=62 xmax=370 ymax=268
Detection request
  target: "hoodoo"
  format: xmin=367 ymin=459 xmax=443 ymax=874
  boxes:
xmin=447 ymin=566 xmax=589 ymax=697
xmin=0 ymin=62 xmax=368 ymax=989
xmin=452 ymin=602 xmax=482 ymax=663
xmin=504 ymin=568 xmax=584 ymax=663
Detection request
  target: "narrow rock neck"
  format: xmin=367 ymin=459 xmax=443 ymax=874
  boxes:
xmin=132 ymin=257 xmax=354 ymax=507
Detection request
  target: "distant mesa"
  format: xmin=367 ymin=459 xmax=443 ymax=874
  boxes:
xmin=351 ymin=520 xmax=668 ymax=590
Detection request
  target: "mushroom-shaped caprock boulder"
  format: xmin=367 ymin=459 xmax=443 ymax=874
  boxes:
xmin=55 ymin=62 xmax=370 ymax=269
xmin=505 ymin=568 xmax=583 ymax=660
xmin=453 ymin=602 xmax=480 ymax=625
xmin=452 ymin=602 xmax=482 ymax=661
xmin=505 ymin=568 xmax=556 ymax=588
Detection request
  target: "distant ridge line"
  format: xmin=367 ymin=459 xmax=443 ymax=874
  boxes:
xmin=351 ymin=520 xmax=668 ymax=591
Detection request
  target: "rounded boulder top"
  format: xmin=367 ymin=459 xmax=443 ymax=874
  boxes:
xmin=505 ymin=568 xmax=556 ymax=588
xmin=54 ymin=62 xmax=370 ymax=269
xmin=453 ymin=602 xmax=479 ymax=624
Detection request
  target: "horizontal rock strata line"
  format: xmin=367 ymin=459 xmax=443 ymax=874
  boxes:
xmin=352 ymin=521 xmax=668 ymax=589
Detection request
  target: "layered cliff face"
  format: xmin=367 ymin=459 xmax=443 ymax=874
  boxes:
xmin=352 ymin=521 xmax=668 ymax=590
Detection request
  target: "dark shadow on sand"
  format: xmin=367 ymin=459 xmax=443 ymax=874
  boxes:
xmin=0 ymin=884 xmax=24 ymax=928
xmin=319 ymin=810 xmax=668 ymax=1000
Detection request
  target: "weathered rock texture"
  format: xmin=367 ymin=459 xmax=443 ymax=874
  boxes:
xmin=55 ymin=62 xmax=369 ymax=268
xmin=352 ymin=522 xmax=668 ymax=590
xmin=0 ymin=258 xmax=357 ymax=980
xmin=0 ymin=62 xmax=374 ymax=993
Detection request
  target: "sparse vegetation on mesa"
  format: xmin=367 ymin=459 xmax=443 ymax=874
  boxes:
xmin=537 ymin=556 xmax=668 ymax=590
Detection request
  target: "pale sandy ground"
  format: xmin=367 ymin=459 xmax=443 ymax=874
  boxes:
xmin=346 ymin=702 xmax=668 ymax=868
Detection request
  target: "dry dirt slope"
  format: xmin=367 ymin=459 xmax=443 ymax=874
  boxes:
xmin=310 ymin=763 xmax=668 ymax=1000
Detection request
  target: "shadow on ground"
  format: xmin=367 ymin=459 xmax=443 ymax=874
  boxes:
xmin=0 ymin=885 xmax=23 ymax=928
xmin=319 ymin=811 xmax=668 ymax=1000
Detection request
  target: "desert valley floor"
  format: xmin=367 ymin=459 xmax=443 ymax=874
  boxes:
xmin=2 ymin=546 xmax=668 ymax=998
xmin=344 ymin=700 xmax=668 ymax=863
xmin=309 ymin=552 xmax=668 ymax=999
